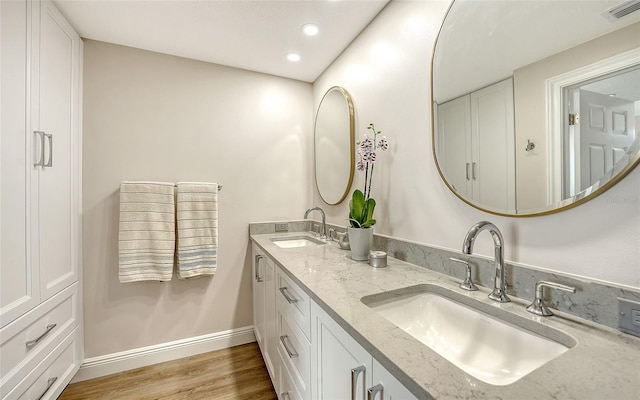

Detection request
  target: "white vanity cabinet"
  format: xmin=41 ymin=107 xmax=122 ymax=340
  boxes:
xmin=252 ymin=244 xmax=417 ymax=400
xmin=437 ymin=78 xmax=516 ymax=212
xmin=1 ymin=0 xmax=82 ymax=398
xmin=310 ymin=302 xmax=417 ymax=400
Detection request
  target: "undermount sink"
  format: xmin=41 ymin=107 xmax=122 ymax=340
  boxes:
xmin=362 ymin=284 xmax=576 ymax=386
xmin=270 ymin=235 xmax=326 ymax=249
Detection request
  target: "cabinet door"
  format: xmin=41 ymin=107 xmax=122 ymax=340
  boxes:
xmin=311 ymin=302 xmax=372 ymax=400
xmin=264 ymin=256 xmax=278 ymax=383
xmin=35 ymin=0 xmax=80 ymax=301
xmin=436 ymin=95 xmax=472 ymax=197
xmin=470 ymin=78 xmax=516 ymax=212
xmin=253 ymin=250 xmax=266 ymax=351
xmin=370 ymin=358 xmax=417 ymax=400
xmin=1 ymin=0 xmax=39 ymax=328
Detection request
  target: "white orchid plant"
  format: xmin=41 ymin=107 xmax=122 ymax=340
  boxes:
xmin=349 ymin=123 xmax=389 ymax=228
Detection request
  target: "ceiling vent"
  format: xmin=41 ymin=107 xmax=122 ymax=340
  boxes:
xmin=602 ymin=0 xmax=640 ymax=21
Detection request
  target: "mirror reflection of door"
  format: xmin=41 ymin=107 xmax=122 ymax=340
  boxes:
xmin=563 ymin=65 xmax=639 ymax=199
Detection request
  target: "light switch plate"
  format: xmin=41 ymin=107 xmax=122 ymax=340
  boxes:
xmin=618 ymin=297 xmax=640 ymax=337
xmin=275 ymin=223 xmax=288 ymax=232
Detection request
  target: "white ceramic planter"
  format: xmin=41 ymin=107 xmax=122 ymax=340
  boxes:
xmin=348 ymin=227 xmax=373 ymax=261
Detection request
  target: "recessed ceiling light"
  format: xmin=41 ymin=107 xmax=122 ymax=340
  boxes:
xmin=286 ymin=53 xmax=301 ymax=62
xmin=302 ymin=23 xmax=319 ymax=36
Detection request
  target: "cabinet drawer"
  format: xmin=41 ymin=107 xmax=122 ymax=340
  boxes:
xmin=4 ymin=328 xmax=79 ymax=400
xmin=277 ymin=309 xmax=310 ymax=400
xmin=278 ymin=353 xmax=304 ymax=400
xmin=276 ymin=268 xmax=311 ymax=339
xmin=0 ymin=284 xmax=78 ymax=393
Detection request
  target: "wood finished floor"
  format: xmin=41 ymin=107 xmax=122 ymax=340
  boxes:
xmin=59 ymin=343 xmax=277 ymax=400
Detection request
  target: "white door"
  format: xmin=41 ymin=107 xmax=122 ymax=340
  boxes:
xmin=253 ymin=252 xmax=266 ymax=351
xmin=371 ymin=358 xmax=418 ymax=400
xmin=1 ymin=0 xmax=39 ymax=327
xmin=470 ymin=78 xmax=516 ymax=212
xmin=312 ymin=303 xmax=372 ymax=400
xmin=578 ymin=89 xmax=636 ymax=192
xmin=36 ymin=0 xmax=79 ymax=300
xmin=437 ymin=96 xmax=472 ymax=197
xmin=264 ymin=256 xmax=277 ymax=381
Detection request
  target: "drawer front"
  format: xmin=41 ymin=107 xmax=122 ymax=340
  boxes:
xmin=276 ymin=268 xmax=311 ymax=339
xmin=3 ymin=328 xmax=79 ymax=400
xmin=277 ymin=309 xmax=310 ymax=400
xmin=0 ymin=284 xmax=78 ymax=392
xmin=278 ymin=353 xmax=304 ymax=400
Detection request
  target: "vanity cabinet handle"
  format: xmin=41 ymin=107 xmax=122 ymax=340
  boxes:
xmin=471 ymin=162 xmax=477 ymax=180
xmin=351 ymin=365 xmax=366 ymax=400
xmin=280 ymin=335 xmax=298 ymax=358
xmin=36 ymin=377 xmax=58 ymax=400
xmin=279 ymin=287 xmax=298 ymax=304
xmin=367 ymin=383 xmax=384 ymax=400
xmin=34 ymin=131 xmax=45 ymax=166
xmin=254 ymin=255 xmax=264 ymax=282
xmin=465 ymin=162 xmax=470 ymax=181
xmin=44 ymin=132 xmax=53 ymax=167
xmin=25 ymin=324 xmax=56 ymax=349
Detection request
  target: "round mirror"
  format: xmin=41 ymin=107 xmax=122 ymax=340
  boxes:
xmin=432 ymin=0 xmax=640 ymax=216
xmin=315 ymin=86 xmax=355 ymax=205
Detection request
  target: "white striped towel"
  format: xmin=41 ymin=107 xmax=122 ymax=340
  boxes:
xmin=118 ymin=181 xmax=175 ymax=282
xmin=176 ymin=182 xmax=218 ymax=279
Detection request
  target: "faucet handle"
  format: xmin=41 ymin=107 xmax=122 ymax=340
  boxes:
xmin=526 ymin=280 xmax=576 ymax=317
xmin=450 ymin=258 xmax=478 ymax=291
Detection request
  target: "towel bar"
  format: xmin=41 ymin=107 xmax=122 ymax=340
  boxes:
xmin=173 ymin=183 xmax=222 ymax=191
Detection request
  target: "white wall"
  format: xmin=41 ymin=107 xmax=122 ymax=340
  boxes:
xmin=83 ymin=40 xmax=313 ymax=357
xmin=313 ymin=0 xmax=640 ymax=288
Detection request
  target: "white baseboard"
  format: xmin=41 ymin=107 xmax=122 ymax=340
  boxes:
xmin=71 ymin=326 xmax=256 ymax=383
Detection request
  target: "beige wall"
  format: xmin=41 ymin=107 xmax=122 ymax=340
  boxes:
xmin=83 ymin=40 xmax=313 ymax=357
xmin=313 ymin=1 xmax=640 ymax=288
xmin=513 ymin=22 xmax=640 ymax=211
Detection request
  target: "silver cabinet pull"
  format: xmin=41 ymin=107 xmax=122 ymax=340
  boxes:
xmin=472 ymin=162 xmax=477 ymax=180
xmin=36 ymin=377 xmax=58 ymax=400
xmin=280 ymin=335 xmax=298 ymax=358
xmin=44 ymin=132 xmax=53 ymax=167
xmin=279 ymin=287 xmax=298 ymax=304
xmin=351 ymin=365 xmax=366 ymax=400
xmin=254 ymin=255 xmax=264 ymax=282
xmin=367 ymin=384 xmax=384 ymax=400
xmin=465 ymin=162 xmax=470 ymax=180
xmin=34 ymin=131 xmax=45 ymax=166
xmin=281 ymin=392 xmax=291 ymax=400
xmin=25 ymin=324 xmax=56 ymax=349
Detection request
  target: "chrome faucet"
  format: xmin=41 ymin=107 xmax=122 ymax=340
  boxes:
xmin=462 ymin=221 xmax=510 ymax=303
xmin=304 ymin=207 xmax=327 ymax=239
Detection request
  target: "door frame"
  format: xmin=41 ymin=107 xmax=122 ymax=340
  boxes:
xmin=545 ymin=47 xmax=640 ymax=205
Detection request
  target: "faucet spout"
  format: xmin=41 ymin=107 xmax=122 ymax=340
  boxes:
xmin=462 ymin=221 xmax=510 ymax=303
xmin=304 ymin=207 xmax=327 ymax=239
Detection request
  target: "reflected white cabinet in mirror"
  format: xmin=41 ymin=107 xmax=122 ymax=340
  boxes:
xmin=314 ymin=86 xmax=355 ymax=205
xmin=432 ymin=0 xmax=640 ymax=216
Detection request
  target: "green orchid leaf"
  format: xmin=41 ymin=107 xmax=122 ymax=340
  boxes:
xmin=364 ymin=198 xmax=376 ymax=222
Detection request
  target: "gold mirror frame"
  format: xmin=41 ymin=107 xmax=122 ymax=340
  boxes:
xmin=314 ymin=86 xmax=355 ymax=205
xmin=430 ymin=1 xmax=640 ymax=217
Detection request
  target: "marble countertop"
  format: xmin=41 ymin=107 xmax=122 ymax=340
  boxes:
xmin=250 ymin=232 xmax=640 ymax=400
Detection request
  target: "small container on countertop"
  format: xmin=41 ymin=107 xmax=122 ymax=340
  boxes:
xmin=369 ymin=251 xmax=387 ymax=268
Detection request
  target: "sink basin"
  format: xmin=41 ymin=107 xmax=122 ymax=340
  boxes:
xmin=270 ymin=235 xmax=326 ymax=249
xmin=362 ymin=285 xmax=575 ymax=386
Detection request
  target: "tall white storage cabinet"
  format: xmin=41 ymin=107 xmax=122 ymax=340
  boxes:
xmin=437 ymin=78 xmax=516 ymax=212
xmin=1 ymin=0 xmax=83 ymax=398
